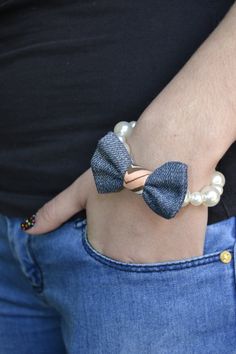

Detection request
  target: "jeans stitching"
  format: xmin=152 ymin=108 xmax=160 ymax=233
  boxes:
xmin=27 ymin=236 xmax=45 ymax=294
xmin=81 ymin=223 xmax=233 ymax=273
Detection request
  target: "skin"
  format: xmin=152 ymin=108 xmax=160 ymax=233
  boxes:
xmin=24 ymin=4 xmax=236 ymax=264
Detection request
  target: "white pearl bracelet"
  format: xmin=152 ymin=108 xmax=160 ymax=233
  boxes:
xmin=113 ymin=120 xmax=225 ymax=208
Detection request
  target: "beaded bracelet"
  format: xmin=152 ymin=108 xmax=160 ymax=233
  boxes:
xmin=113 ymin=120 xmax=225 ymax=208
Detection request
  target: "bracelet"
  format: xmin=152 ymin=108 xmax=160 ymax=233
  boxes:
xmin=90 ymin=121 xmax=225 ymax=219
xmin=113 ymin=120 xmax=225 ymax=208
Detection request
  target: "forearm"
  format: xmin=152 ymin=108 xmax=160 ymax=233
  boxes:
xmin=129 ymin=3 xmax=236 ymax=192
xmin=94 ymin=5 xmax=236 ymax=259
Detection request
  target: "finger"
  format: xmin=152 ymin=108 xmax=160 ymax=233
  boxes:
xmin=21 ymin=168 xmax=94 ymax=235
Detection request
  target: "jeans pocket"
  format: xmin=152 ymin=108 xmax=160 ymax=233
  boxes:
xmin=72 ymin=217 xmax=236 ymax=353
xmin=80 ymin=216 xmax=236 ymax=273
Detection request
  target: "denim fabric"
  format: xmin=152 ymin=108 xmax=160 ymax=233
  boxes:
xmin=90 ymin=131 xmax=188 ymax=219
xmin=91 ymin=131 xmax=133 ymax=193
xmin=0 ymin=213 xmax=236 ymax=354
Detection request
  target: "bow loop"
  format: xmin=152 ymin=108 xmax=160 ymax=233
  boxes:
xmin=91 ymin=131 xmax=132 ymax=193
xmin=143 ymin=162 xmax=188 ymax=219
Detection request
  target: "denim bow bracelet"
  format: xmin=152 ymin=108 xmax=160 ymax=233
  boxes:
xmin=90 ymin=131 xmax=188 ymax=219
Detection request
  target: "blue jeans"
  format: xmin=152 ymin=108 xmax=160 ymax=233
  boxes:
xmin=0 ymin=212 xmax=236 ymax=354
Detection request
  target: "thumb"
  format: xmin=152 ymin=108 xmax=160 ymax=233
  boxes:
xmin=20 ymin=168 xmax=94 ymax=235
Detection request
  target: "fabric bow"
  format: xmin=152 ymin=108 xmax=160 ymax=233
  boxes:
xmin=90 ymin=131 xmax=188 ymax=219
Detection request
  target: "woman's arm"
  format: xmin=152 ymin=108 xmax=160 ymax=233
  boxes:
xmin=129 ymin=2 xmax=236 ymax=190
xmin=24 ymin=3 xmax=236 ymax=264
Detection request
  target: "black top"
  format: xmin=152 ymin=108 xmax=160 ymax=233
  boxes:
xmin=0 ymin=0 xmax=235 ymax=225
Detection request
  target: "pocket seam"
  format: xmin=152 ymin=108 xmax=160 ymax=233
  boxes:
xmin=81 ymin=223 xmax=234 ymax=273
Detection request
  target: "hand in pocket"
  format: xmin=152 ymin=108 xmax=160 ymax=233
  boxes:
xmin=22 ymin=168 xmax=208 ymax=264
xmin=85 ymin=183 xmax=209 ymax=264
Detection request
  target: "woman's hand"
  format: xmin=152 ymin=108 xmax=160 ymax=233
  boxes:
xmin=22 ymin=166 xmax=209 ymax=264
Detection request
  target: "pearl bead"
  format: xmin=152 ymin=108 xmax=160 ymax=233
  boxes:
xmin=114 ymin=121 xmax=133 ymax=137
xmin=117 ymin=135 xmax=126 ymax=143
xmin=182 ymin=190 xmax=190 ymax=207
xmin=212 ymin=184 xmax=223 ymax=195
xmin=201 ymin=185 xmax=221 ymax=207
xmin=129 ymin=121 xmax=136 ymax=128
xmin=135 ymin=189 xmax=143 ymax=195
xmin=123 ymin=142 xmax=130 ymax=153
xmin=190 ymin=192 xmax=203 ymax=206
xmin=211 ymin=171 xmax=225 ymax=187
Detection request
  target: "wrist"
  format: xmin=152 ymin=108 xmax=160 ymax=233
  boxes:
xmin=127 ymin=118 xmax=220 ymax=192
xmin=112 ymin=120 xmax=225 ymax=211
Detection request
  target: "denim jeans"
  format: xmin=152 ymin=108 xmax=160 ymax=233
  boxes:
xmin=0 ymin=212 xmax=236 ymax=354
